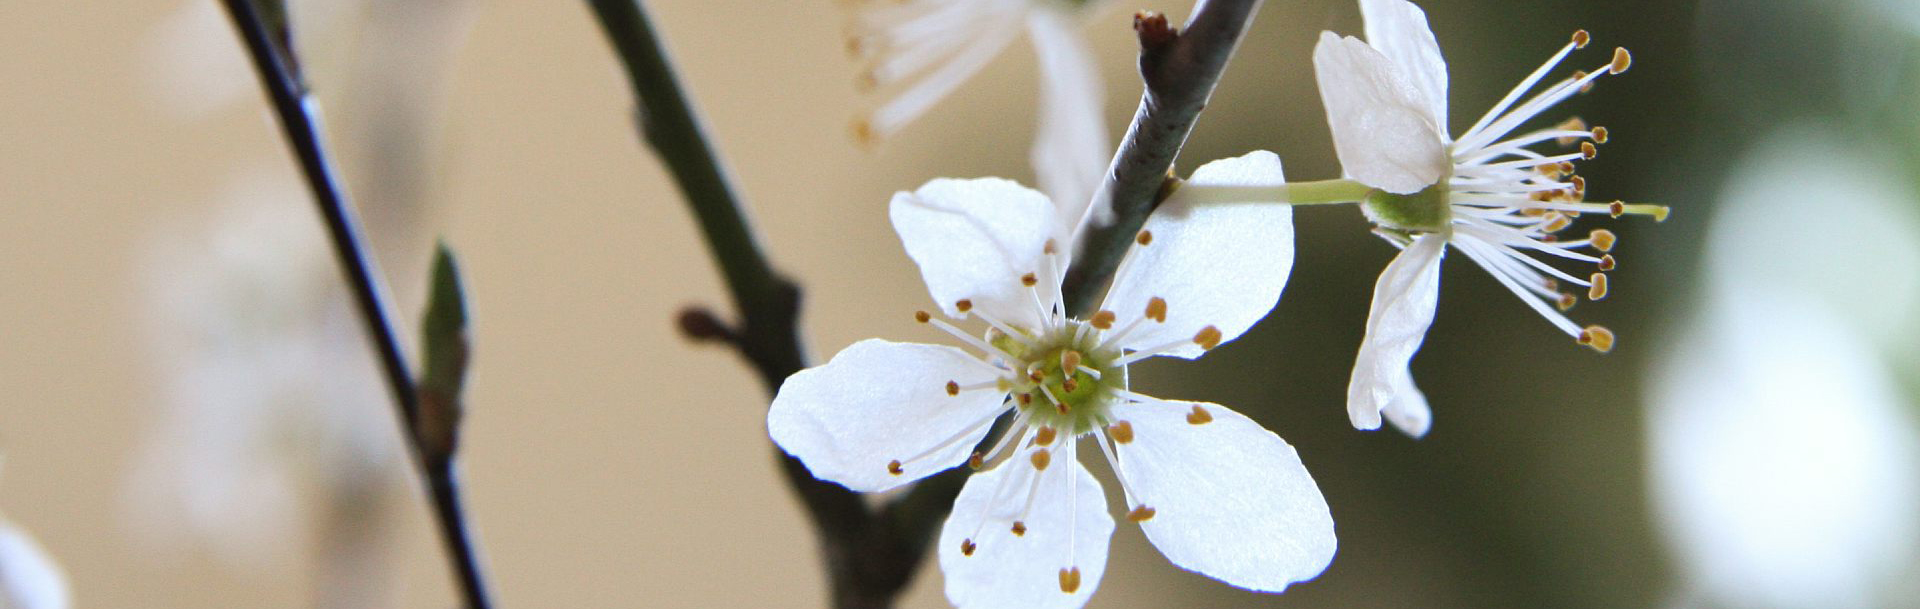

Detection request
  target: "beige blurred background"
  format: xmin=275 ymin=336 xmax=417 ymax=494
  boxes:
xmin=3 ymin=0 xmax=1918 ymax=607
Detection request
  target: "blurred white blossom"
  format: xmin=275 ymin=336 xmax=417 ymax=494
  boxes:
xmin=125 ymin=167 xmax=402 ymax=565
xmin=1648 ymin=126 xmax=1920 ymax=609
xmin=847 ymin=0 xmax=1112 ymax=228
xmin=769 ymin=152 xmax=1335 ymax=607
xmin=0 ymin=462 xmax=68 ymax=609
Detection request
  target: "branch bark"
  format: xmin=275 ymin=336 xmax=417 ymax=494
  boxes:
xmin=1062 ymin=0 xmax=1267 ymax=315
xmin=217 ymin=2 xmax=492 ymax=607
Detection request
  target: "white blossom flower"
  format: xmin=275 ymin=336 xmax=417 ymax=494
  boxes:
xmin=0 ymin=464 xmax=70 ymax=609
xmin=847 ymin=0 xmax=1111 ymax=226
xmin=767 ymin=151 xmax=1335 ymax=607
xmin=1310 ymin=0 xmax=1668 ymax=437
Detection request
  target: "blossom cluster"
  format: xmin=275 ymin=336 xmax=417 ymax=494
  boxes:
xmin=774 ymin=0 xmax=1667 ymax=607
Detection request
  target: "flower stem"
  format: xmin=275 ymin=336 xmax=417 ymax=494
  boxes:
xmin=1061 ymin=0 xmax=1268 ymax=316
xmin=583 ymin=2 xmax=951 ymax=607
xmin=216 ymin=1 xmax=492 ymax=607
xmin=1173 ymin=178 xmax=1374 ymax=207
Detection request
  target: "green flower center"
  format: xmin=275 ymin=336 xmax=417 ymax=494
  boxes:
xmin=990 ymin=320 xmax=1124 ymax=435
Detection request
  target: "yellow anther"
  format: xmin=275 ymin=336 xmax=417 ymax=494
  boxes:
xmin=967 ymin=451 xmax=984 ymax=470
xmin=1145 ymin=297 xmax=1168 ymax=323
xmin=1090 ymin=310 xmax=1117 ymax=329
xmin=1192 ymin=326 xmax=1223 ymax=350
xmin=1590 ymin=228 xmax=1617 ymax=252
xmin=1044 ymin=239 xmax=1058 ymax=255
xmin=1572 ymin=29 xmax=1590 ymax=48
xmin=1107 ymin=421 xmax=1134 ymax=444
xmin=1017 ymin=393 xmax=1033 ymax=406
xmin=1136 ymin=230 xmax=1154 ymax=246
xmin=1608 ymin=201 xmax=1626 ymax=218
xmin=1598 ymin=254 xmax=1617 ymax=271
xmin=1570 ymin=175 xmax=1587 ymax=193
xmin=1022 ymin=273 xmax=1039 ymax=287
xmin=1058 ymin=567 xmax=1082 ymax=593
xmin=1033 ymin=426 xmax=1058 ymax=447
xmin=1581 ymin=141 xmax=1598 ymax=160
xmin=914 ymin=310 xmax=931 ymax=323
xmin=1578 ymin=325 xmax=1616 ymax=353
xmin=1011 ymin=521 xmax=1027 ymax=537
xmin=852 ymin=119 xmax=877 ymax=147
xmin=1543 ymin=213 xmax=1572 ymax=233
xmin=1127 ymin=505 xmax=1157 ymax=522
xmin=1557 ymin=293 xmax=1578 ymax=311
xmin=1556 ymin=117 xmax=1587 ymax=145
xmin=1186 ymin=404 xmax=1213 ymax=425
xmin=955 ymin=299 xmax=973 ymax=313
xmin=1588 ymin=273 xmax=1609 ymax=300
xmin=1061 ymin=377 xmax=1079 ymax=393
xmin=1061 ymin=351 xmax=1081 ymax=372
xmin=1591 ymin=126 xmax=1609 ymax=144
xmin=1609 ymin=47 xmax=1632 ymax=74
xmin=887 ymin=460 xmax=904 ymax=475
xmin=1523 ymin=207 xmax=1548 ymax=217
xmin=946 ymin=381 xmax=960 ymax=396
xmin=1030 ymin=448 xmax=1051 ymax=471
xmin=1558 ymin=161 xmax=1577 ymax=175
xmin=960 ymin=539 xmax=977 ymax=556
xmin=1055 ymin=401 xmax=1070 ymax=415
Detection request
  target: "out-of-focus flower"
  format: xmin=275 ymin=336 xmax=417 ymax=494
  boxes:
xmin=0 ymin=463 xmax=69 ymax=609
xmin=1308 ymin=0 xmax=1665 ymax=437
xmin=1648 ymin=127 xmax=1920 ymax=609
xmin=125 ymin=168 xmax=401 ymax=565
xmin=847 ymin=0 xmax=1112 ymax=229
xmin=768 ymin=152 xmax=1335 ymax=607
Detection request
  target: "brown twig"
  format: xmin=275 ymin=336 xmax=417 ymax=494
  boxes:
xmin=1062 ymin=0 xmax=1267 ymax=315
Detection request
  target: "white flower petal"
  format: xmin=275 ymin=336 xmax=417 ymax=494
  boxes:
xmin=891 ymin=178 xmax=1058 ymax=327
xmin=0 ymin=520 xmax=69 ymax=609
xmin=1026 ymin=9 xmax=1112 ymax=242
xmin=1359 ymin=0 xmax=1449 ymax=132
xmin=1311 ymin=32 xmax=1450 ymax=194
xmin=1110 ymin=399 xmax=1336 ymax=592
xmin=768 ymin=339 xmax=1009 ymax=493
xmin=940 ymin=446 xmax=1112 ymax=609
xmin=1347 ymin=232 xmax=1446 ymax=433
xmin=1098 ymin=151 xmax=1294 ymax=359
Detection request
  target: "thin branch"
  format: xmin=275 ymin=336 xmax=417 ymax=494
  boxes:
xmin=217 ymin=2 xmax=492 ymax=607
xmin=1062 ymin=0 xmax=1267 ymax=315
xmin=583 ymin=2 xmax=929 ymax=607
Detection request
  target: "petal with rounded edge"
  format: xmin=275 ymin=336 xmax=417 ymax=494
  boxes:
xmin=940 ymin=442 xmax=1112 ymax=609
xmin=1347 ymin=233 xmax=1445 ymax=435
xmin=892 ymin=178 xmax=1058 ymax=328
xmin=1312 ymin=32 xmax=1449 ymax=194
xmin=1110 ymin=399 xmax=1336 ymax=592
xmin=768 ymin=339 xmax=1009 ymax=492
xmin=1360 ymin=0 xmax=1449 ymax=132
xmin=1099 ymin=151 xmax=1293 ymax=359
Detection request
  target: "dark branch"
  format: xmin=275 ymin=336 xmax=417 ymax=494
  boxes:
xmin=1061 ymin=0 xmax=1267 ymax=315
xmin=217 ymin=2 xmax=492 ymax=607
